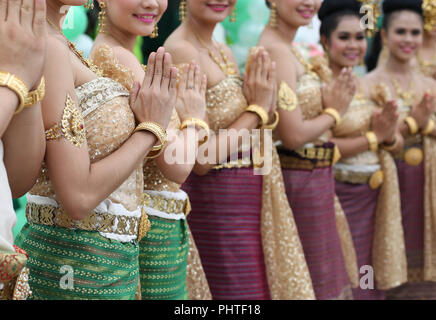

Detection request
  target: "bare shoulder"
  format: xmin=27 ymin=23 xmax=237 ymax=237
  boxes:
xmin=111 ymin=45 xmax=143 ymax=82
xmin=164 ymin=38 xmax=201 ymax=65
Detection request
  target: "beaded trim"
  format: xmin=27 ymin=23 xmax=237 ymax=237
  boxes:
xmin=334 ymin=164 xmax=382 ymax=185
xmin=143 ymin=190 xmax=191 ymax=220
xmin=75 ymin=78 xmax=129 ymax=118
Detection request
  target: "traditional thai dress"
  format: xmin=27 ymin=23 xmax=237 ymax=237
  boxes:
xmin=333 ymin=88 xmax=407 ymax=300
xmin=417 ymin=53 xmax=436 ymax=78
xmin=383 ymin=92 xmax=436 ymax=299
xmin=15 ymin=57 xmax=145 ymax=300
xmin=276 ymin=53 xmax=353 ymax=300
xmin=183 ymin=59 xmax=314 ymax=300
xmin=91 ymin=45 xmax=211 ymax=300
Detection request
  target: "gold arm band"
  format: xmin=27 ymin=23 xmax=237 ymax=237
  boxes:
xmin=323 ymin=108 xmax=342 ymax=126
xmin=24 ymin=77 xmax=45 ymax=108
xmin=421 ymin=119 xmax=435 ymax=136
xmin=263 ymin=111 xmax=280 ymax=130
xmin=278 ymin=82 xmax=298 ymax=112
xmin=404 ymin=116 xmax=419 ymax=136
xmin=134 ymin=122 xmax=168 ymax=159
xmin=365 ymin=131 xmax=379 ymax=152
xmin=245 ymin=104 xmax=269 ymax=127
xmin=45 ymin=94 xmax=86 ymax=148
xmin=179 ymin=118 xmax=210 ymax=146
xmin=0 ymin=72 xmax=29 ymax=115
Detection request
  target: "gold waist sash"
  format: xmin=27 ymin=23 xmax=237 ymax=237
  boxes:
xmin=335 ymin=167 xmax=384 ymax=190
xmin=26 ymin=202 xmax=142 ymax=238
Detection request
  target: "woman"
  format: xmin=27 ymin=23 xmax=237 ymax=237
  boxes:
xmin=415 ymin=1 xmax=436 ymax=78
xmin=364 ymin=0 xmax=436 ymax=299
xmin=319 ymin=0 xmax=408 ymax=300
xmin=258 ymin=0 xmax=356 ymax=300
xmin=90 ymin=0 xmax=211 ymax=300
xmin=165 ymin=0 xmax=314 ymax=300
xmin=0 ymin=0 xmax=47 ymax=300
xmin=15 ymin=0 xmax=176 ymax=300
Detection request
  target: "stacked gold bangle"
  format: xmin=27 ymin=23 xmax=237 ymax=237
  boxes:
xmin=245 ymin=105 xmax=269 ymax=128
xmin=404 ymin=116 xmax=419 ymax=136
xmin=382 ymin=135 xmax=399 ymax=152
xmin=421 ymin=119 xmax=435 ymax=136
xmin=365 ymin=131 xmax=379 ymax=152
xmin=0 ymin=72 xmax=29 ymax=115
xmin=134 ymin=122 xmax=168 ymax=159
xmin=24 ymin=77 xmax=45 ymax=108
xmin=263 ymin=111 xmax=280 ymax=130
xmin=179 ymin=118 xmax=210 ymax=145
xmin=323 ymin=108 xmax=342 ymax=127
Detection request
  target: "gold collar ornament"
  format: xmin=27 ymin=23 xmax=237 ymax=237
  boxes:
xmin=45 ymin=94 xmax=86 ymax=148
xmin=423 ymin=0 xmax=436 ymax=32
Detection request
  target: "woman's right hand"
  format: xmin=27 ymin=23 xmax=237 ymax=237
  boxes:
xmin=0 ymin=0 xmax=47 ymax=90
xmin=130 ymin=47 xmax=177 ymax=130
xmin=243 ymin=48 xmax=276 ymax=113
xmin=371 ymin=100 xmax=399 ymax=144
xmin=175 ymin=62 xmax=207 ymax=122
xmin=322 ymin=67 xmax=356 ymax=115
xmin=410 ymin=93 xmax=436 ymax=129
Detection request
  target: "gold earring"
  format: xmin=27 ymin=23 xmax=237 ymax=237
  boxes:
xmin=84 ymin=0 xmax=94 ymax=10
xmin=98 ymin=2 xmax=107 ymax=34
xmin=179 ymin=0 xmax=187 ymax=22
xmin=150 ymin=25 xmax=159 ymax=38
xmin=229 ymin=8 xmax=236 ymax=23
xmin=269 ymin=2 xmax=277 ymax=28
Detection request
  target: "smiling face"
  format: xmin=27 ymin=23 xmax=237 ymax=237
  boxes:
xmin=383 ymin=10 xmax=423 ymax=63
xmin=326 ymin=15 xmax=367 ymax=68
xmin=187 ymin=0 xmax=237 ymax=24
xmin=102 ymin=0 xmax=168 ymax=37
xmin=272 ymin=0 xmax=321 ymax=28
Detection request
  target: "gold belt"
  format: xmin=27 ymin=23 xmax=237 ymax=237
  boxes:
xmin=293 ymin=146 xmax=335 ymax=161
xmin=26 ymin=202 xmax=141 ymax=238
xmin=279 ymin=155 xmax=332 ymax=170
xmin=143 ymin=192 xmax=191 ymax=216
xmin=335 ymin=168 xmax=384 ymax=190
xmin=212 ymin=156 xmax=253 ymax=170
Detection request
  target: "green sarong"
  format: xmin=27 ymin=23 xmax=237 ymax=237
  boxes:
xmin=139 ymin=216 xmax=189 ymax=300
xmin=15 ymin=223 xmax=139 ymax=300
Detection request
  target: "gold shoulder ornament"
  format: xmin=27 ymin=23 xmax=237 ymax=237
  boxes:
xmin=45 ymin=94 xmax=86 ymax=148
xmin=278 ymin=82 xmax=298 ymax=112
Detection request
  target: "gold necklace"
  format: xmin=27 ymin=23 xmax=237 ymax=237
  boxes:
xmin=47 ymin=19 xmax=103 ymax=77
xmin=190 ymin=28 xmax=236 ymax=76
xmin=417 ymin=51 xmax=436 ymax=77
xmin=386 ymin=68 xmax=416 ymax=106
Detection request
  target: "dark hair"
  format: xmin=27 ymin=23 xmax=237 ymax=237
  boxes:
xmin=318 ymin=0 xmax=363 ymax=41
xmin=265 ymin=0 xmax=271 ymax=9
xmin=366 ymin=0 xmax=424 ymax=71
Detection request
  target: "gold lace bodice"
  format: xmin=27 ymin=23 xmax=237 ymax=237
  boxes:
xmin=31 ymin=77 xmax=143 ymax=212
xmin=334 ymin=91 xmax=379 ymax=165
xmin=206 ymin=76 xmax=248 ymax=132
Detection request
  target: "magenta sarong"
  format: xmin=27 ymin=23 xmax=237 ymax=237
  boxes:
xmin=387 ymin=160 xmax=436 ymax=300
xmin=335 ymin=181 xmax=386 ymax=300
xmin=282 ymin=166 xmax=351 ymax=300
xmin=182 ymin=168 xmax=270 ymax=300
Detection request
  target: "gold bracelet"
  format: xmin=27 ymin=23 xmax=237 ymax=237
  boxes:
xmin=421 ymin=119 xmax=435 ymax=136
xmin=245 ymin=105 xmax=269 ymax=127
xmin=179 ymin=118 xmax=210 ymax=146
xmin=0 ymin=72 xmax=29 ymax=115
xmin=382 ymin=135 xmax=399 ymax=152
xmin=134 ymin=122 xmax=168 ymax=159
xmin=24 ymin=77 xmax=45 ymax=108
xmin=323 ymin=108 xmax=342 ymax=126
xmin=263 ymin=111 xmax=280 ymax=130
xmin=404 ymin=116 xmax=419 ymax=136
xmin=365 ymin=131 xmax=379 ymax=152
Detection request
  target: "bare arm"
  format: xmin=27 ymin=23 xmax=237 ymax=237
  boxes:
xmin=43 ymin=40 xmax=175 ymax=220
xmin=2 ymin=103 xmax=45 ymax=198
xmin=267 ymin=44 xmax=337 ymax=150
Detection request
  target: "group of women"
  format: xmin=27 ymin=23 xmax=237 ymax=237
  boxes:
xmin=1 ymin=0 xmax=436 ymax=300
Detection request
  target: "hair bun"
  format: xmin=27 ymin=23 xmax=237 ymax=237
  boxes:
xmin=318 ymin=0 xmax=362 ymax=21
xmin=383 ymin=0 xmax=423 ymax=15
